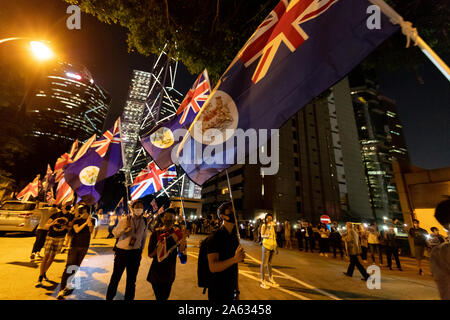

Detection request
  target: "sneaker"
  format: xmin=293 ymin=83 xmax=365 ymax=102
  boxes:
xmin=35 ymin=281 xmax=43 ymax=288
xmin=260 ymin=281 xmax=270 ymax=289
xmin=30 ymin=253 xmax=35 ymax=260
xmin=268 ymin=279 xmax=280 ymax=288
xmin=43 ymin=274 xmax=50 ymax=282
xmin=36 ymin=252 xmax=42 ymax=259
xmin=343 ymin=272 xmax=352 ymax=278
xmin=57 ymin=291 xmax=66 ymax=300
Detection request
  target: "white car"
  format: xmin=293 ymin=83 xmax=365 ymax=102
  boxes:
xmin=0 ymin=200 xmax=53 ymax=235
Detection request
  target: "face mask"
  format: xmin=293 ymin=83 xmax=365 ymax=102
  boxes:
xmin=133 ymin=208 xmax=144 ymax=216
xmin=223 ymin=212 xmax=235 ymax=223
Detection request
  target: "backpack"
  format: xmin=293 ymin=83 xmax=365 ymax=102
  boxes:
xmin=197 ymin=232 xmax=215 ymax=294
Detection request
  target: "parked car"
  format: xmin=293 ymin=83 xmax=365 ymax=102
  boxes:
xmin=0 ymin=200 xmax=53 ymax=235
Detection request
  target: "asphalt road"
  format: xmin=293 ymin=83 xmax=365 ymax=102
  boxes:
xmin=0 ymin=226 xmax=441 ymax=300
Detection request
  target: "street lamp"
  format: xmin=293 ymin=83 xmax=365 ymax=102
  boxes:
xmin=29 ymin=41 xmax=54 ymax=61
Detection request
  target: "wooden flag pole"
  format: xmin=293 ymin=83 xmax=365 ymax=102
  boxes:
xmin=225 ymin=169 xmax=241 ymax=242
xmin=369 ymin=0 xmax=450 ymax=81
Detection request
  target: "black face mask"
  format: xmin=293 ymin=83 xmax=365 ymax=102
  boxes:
xmin=222 ymin=212 xmax=235 ymax=223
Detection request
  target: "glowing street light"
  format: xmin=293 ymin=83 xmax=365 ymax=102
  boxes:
xmin=29 ymin=41 xmax=54 ymax=61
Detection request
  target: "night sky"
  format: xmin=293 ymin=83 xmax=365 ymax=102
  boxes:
xmin=2 ymin=0 xmax=449 ymax=170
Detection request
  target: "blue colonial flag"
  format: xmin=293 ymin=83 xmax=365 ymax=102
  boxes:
xmin=141 ymin=70 xmax=211 ymax=170
xmin=178 ymin=0 xmax=399 ymax=185
xmin=64 ymin=118 xmax=123 ymax=205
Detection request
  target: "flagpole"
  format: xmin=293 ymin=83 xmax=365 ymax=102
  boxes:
xmin=369 ymin=0 xmax=450 ymax=81
xmin=225 ymin=169 xmax=240 ymax=242
xmin=179 ymin=173 xmax=187 ymax=227
xmin=118 ymin=117 xmax=131 ymax=209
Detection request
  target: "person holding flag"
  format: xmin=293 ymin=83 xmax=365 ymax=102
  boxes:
xmin=130 ymin=162 xmax=176 ymax=200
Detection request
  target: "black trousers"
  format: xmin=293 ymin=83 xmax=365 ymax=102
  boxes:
xmin=106 ymin=248 xmax=142 ymax=300
xmin=60 ymin=246 xmax=89 ymax=290
xmin=346 ymin=255 xmax=369 ymax=278
xmin=385 ymin=246 xmax=401 ymax=269
xmin=32 ymin=229 xmax=48 ymax=253
xmin=304 ymin=237 xmax=315 ymax=252
xmin=297 ymin=236 xmax=303 ymax=250
xmin=361 ymin=246 xmax=368 ymax=261
xmin=151 ymin=282 xmax=173 ymax=301
xmin=331 ymin=241 xmax=344 ymax=257
xmin=107 ymin=226 xmax=115 ymax=238
xmin=319 ymin=238 xmax=329 ymax=253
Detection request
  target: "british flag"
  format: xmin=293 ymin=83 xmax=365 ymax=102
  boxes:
xmin=130 ymin=163 xmax=177 ymax=200
xmin=156 ymin=227 xmax=184 ymax=262
xmin=91 ymin=120 xmax=121 ymax=158
xmin=16 ymin=175 xmax=41 ymax=203
xmin=55 ymin=177 xmax=74 ymax=205
xmin=176 ymin=70 xmax=211 ymax=125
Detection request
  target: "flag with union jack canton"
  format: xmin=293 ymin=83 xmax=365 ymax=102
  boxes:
xmin=141 ymin=70 xmax=211 ymax=170
xmin=64 ymin=118 xmax=123 ymax=205
xmin=130 ymin=162 xmax=177 ymax=200
xmin=178 ymin=0 xmax=399 ymax=185
xmin=16 ymin=175 xmax=41 ymax=203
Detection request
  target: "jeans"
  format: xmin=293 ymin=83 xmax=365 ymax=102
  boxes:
xmin=346 ymin=255 xmax=369 ymax=279
xmin=106 ymin=248 xmax=142 ymax=300
xmin=151 ymin=282 xmax=173 ymax=301
xmin=368 ymin=243 xmax=383 ymax=264
xmin=261 ymin=246 xmax=275 ymax=282
xmin=32 ymin=229 xmax=48 ymax=254
xmin=60 ymin=246 xmax=89 ymax=290
xmin=385 ymin=246 xmax=401 ymax=269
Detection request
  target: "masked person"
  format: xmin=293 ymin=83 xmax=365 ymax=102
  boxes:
xmin=207 ymin=202 xmax=245 ymax=302
xmin=147 ymin=208 xmax=186 ymax=300
xmin=106 ymin=200 xmax=148 ymax=300
xmin=260 ymin=213 xmax=279 ymax=289
xmin=57 ymin=205 xmax=94 ymax=299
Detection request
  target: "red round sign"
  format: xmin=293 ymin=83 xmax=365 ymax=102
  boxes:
xmin=320 ymin=215 xmax=331 ymax=224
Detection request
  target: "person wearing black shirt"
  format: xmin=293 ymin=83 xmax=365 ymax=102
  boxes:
xmin=36 ymin=205 xmax=74 ymax=287
xmin=147 ymin=209 xmax=186 ymax=300
xmin=207 ymin=202 xmax=245 ymax=302
xmin=57 ymin=205 xmax=94 ymax=299
xmin=409 ymin=219 xmax=429 ymax=275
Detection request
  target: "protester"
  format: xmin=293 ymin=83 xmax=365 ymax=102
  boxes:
xmin=342 ymin=222 xmax=369 ymax=281
xmin=207 ymin=202 xmax=245 ymax=301
xmin=358 ymin=225 xmax=369 ymax=263
xmin=383 ymin=225 xmax=402 ymax=271
xmin=318 ymin=224 xmax=330 ymax=257
xmin=428 ymin=227 xmax=446 ymax=250
xmin=329 ymin=224 xmax=344 ymax=259
xmin=295 ymin=222 xmax=304 ymax=251
xmin=260 ymin=213 xmax=279 ymax=289
xmin=275 ymin=221 xmax=283 ymax=248
xmin=430 ymin=200 xmax=450 ymax=300
xmin=303 ymin=222 xmax=315 ymax=252
xmin=57 ymin=205 xmax=95 ymax=299
xmin=284 ymin=220 xmax=292 ymax=249
xmin=106 ymin=200 xmax=148 ymax=300
xmin=35 ymin=204 xmax=74 ymax=287
xmin=107 ymin=211 xmax=118 ymax=239
xmin=368 ymin=224 xmax=383 ymax=265
xmin=147 ymin=208 xmax=186 ymax=300
xmin=30 ymin=205 xmax=56 ymax=260
xmin=91 ymin=209 xmax=100 ymax=239
xmin=61 ymin=205 xmax=76 ymax=253
xmin=408 ymin=219 xmax=429 ymax=275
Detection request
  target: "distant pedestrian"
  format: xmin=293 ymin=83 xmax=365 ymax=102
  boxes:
xmin=107 ymin=211 xmax=118 ymax=239
xmin=57 ymin=205 xmax=95 ymax=299
xmin=207 ymin=202 xmax=245 ymax=302
xmin=358 ymin=225 xmax=369 ymax=263
xmin=368 ymin=224 xmax=383 ymax=265
xmin=430 ymin=200 xmax=450 ymax=300
xmin=303 ymin=222 xmax=315 ymax=252
xmin=147 ymin=208 xmax=186 ymax=300
xmin=284 ymin=220 xmax=292 ymax=249
xmin=260 ymin=213 xmax=279 ymax=289
xmin=428 ymin=227 xmax=445 ymax=250
xmin=275 ymin=221 xmax=283 ymax=248
xmin=318 ymin=224 xmax=330 ymax=257
xmin=383 ymin=225 xmax=402 ymax=271
xmin=342 ymin=222 xmax=369 ymax=281
xmin=92 ymin=209 xmax=100 ymax=239
xmin=30 ymin=205 xmax=56 ymax=260
xmin=409 ymin=219 xmax=429 ymax=276
xmin=295 ymin=223 xmax=304 ymax=251
xmin=329 ymin=225 xmax=344 ymax=259
xmin=106 ymin=200 xmax=148 ymax=300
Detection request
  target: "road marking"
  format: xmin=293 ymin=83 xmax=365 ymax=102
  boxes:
xmin=239 ymin=270 xmax=311 ymax=300
xmin=245 ymin=253 xmax=342 ymax=300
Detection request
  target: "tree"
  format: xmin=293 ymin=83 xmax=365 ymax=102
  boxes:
xmin=65 ymin=0 xmax=449 ymax=82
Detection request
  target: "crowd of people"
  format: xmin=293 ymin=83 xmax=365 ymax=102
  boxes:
xmin=27 ymin=198 xmax=450 ymax=301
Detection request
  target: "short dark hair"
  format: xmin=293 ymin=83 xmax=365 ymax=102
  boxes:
xmin=435 ymin=200 xmax=450 ymax=227
xmin=131 ymin=200 xmax=144 ymax=208
xmin=161 ymin=208 xmax=176 ymax=217
xmin=64 ymin=205 xmax=71 ymax=211
xmin=430 ymin=227 xmax=439 ymax=232
xmin=217 ymin=202 xmax=232 ymax=218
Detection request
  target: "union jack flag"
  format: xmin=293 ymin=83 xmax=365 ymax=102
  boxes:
xmin=156 ymin=227 xmax=184 ymax=262
xmin=72 ymin=135 xmax=97 ymax=162
xmin=55 ymin=177 xmax=74 ymax=206
xmin=91 ymin=119 xmax=121 ymax=158
xmin=176 ymin=70 xmax=211 ymax=125
xmin=130 ymin=163 xmax=177 ymax=200
xmin=16 ymin=175 xmax=41 ymax=203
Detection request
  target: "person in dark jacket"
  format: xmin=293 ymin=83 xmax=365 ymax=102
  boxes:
xmin=383 ymin=225 xmax=402 ymax=271
xmin=303 ymin=222 xmax=315 ymax=252
xmin=295 ymin=223 xmax=304 ymax=251
xmin=342 ymin=222 xmax=369 ymax=280
xmin=409 ymin=219 xmax=429 ymax=275
xmin=329 ymin=225 xmax=344 ymax=259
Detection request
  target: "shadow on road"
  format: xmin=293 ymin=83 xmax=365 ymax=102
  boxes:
xmin=0 ymin=233 xmax=35 ymax=238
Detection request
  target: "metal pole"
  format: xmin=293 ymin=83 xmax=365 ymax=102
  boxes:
xmin=225 ymin=169 xmax=241 ymax=241
xmin=179 ymin=173 xmax=187 ymax=227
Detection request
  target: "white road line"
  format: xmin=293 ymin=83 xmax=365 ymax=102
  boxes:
xmin=239 ymin=270 xmax=311 ymax=300
xmin=245 ymin=253 xmax=342 ymax=300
